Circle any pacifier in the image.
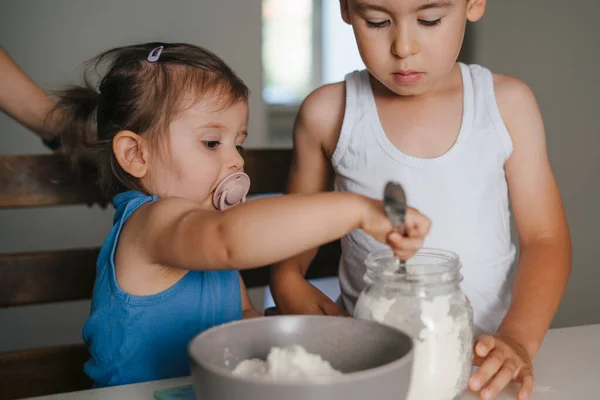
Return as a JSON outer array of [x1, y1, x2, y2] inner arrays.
[[212, 172, 251, 211]]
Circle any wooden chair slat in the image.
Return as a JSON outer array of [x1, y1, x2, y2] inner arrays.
[[0, 155, 104, 208], [0, 248, 98, 307], [0, 344, 92, 400], [0, 241, 340, 307], [0, 150, 293, 208], [244, 149, 292, 195]]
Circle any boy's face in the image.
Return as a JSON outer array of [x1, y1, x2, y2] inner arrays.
[[341, 0, 485, 96]]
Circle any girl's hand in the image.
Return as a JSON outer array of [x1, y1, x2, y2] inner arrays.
[[360, 199, 431, 259], [387, 207, 431, 259]]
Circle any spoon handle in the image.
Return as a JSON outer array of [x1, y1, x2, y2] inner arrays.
[[383, 181, 407, 236]]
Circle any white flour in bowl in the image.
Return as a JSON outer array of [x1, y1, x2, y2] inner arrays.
[[232, 345, 343, 382]]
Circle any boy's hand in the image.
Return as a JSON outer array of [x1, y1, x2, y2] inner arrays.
[[469, 334, 534, 400], [272, 272, 349, 317], [242, 308, 263, 319]]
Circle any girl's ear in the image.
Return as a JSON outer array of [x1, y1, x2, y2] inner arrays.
[[113, 130, 149, 179]]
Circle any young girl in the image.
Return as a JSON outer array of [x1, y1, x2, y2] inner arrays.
[[53, 42, 430, 387], [270, 1, 571, 399]]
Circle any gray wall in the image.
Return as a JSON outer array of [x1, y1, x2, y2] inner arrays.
[[0, 0, 266, 352], [472, 0, 600, 328]]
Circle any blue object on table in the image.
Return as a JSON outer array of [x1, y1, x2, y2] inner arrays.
[[153, 384, 195, 400]]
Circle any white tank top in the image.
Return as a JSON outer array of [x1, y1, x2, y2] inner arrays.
[[333, 63, 516, 333]]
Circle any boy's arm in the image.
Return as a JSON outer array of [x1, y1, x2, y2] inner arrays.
[[270, 83, 347, 315], [240, 276, 262, 318], [469, 75, 571, 400], [497, 75, 571, 358]]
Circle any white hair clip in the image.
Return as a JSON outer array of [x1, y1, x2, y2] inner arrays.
[[147, 46, 164, 62]]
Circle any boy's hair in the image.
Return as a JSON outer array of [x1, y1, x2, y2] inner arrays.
[[53, 42, 249, 197]]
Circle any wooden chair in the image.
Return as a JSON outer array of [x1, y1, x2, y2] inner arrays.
[[0, 150, 340, 400]]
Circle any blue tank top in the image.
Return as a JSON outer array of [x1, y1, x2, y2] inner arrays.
[[83, 191, 242, 387]]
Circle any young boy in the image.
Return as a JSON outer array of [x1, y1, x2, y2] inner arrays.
[[271, 1, 572, 399]]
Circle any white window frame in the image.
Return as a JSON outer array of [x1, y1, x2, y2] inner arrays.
[[265, 0, 322, 145]]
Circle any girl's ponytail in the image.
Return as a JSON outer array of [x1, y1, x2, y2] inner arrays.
[[52, 78, 100, 170]]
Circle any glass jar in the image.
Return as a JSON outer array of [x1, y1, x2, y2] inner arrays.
[[354, 248, 473, 400]]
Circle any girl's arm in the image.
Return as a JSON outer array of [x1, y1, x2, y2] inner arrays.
[[139, 191, 403, 272]]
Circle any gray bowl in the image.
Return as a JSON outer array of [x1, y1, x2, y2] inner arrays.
[[188, 315, 413, 400]]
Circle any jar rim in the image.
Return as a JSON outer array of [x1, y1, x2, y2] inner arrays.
[[364, 248, 462, 286]]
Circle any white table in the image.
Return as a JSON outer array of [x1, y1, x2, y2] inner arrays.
[[27, 324, 600, 400]]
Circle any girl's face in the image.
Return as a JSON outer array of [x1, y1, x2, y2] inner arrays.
[[144, 96, 248, 210]]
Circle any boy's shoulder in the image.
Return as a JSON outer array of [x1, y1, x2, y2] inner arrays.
[[488, 70, 543, 142], [295, 81, 346, 153], [298, 81, 346, 125], [467, 64, 535, 105], [491, 72, 536, 107]]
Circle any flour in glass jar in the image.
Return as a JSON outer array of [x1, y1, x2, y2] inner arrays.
[[355, 291, 472, 400]]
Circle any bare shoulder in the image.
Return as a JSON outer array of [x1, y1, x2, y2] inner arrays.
[[493, 74, 543, 137], [115, 196, 205, 294], [295, 81, 346, 157], [492, 73, 549, 169], [493, 74, 537, 104], [124, 196, 205, 243], [118, 196, 210, 266]]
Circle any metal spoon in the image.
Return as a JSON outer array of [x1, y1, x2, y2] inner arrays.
[[383, 181, 407, 270]]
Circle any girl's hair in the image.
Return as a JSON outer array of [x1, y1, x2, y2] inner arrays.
[[53, 42, 249, 197]]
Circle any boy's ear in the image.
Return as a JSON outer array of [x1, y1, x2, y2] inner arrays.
[[340, 0, 351, 25], [112, 130, 149, 179], [467, 0, 486, 22]]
